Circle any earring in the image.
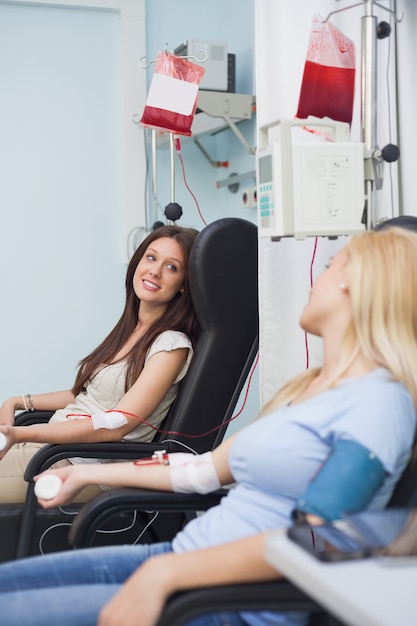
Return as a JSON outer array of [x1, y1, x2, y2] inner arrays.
[[340, 283, 347, 291]]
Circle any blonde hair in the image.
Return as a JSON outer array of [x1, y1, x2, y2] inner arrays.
[[262, 227, 417, 416]]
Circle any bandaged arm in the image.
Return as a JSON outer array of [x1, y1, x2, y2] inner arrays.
[[293, 439, 385, 523], [90, 411, 128, 430], [169, 451, 221, 494]]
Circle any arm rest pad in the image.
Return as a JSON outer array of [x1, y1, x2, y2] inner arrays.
[[69, 487, 228, 548], [155, 581, 322, 626]]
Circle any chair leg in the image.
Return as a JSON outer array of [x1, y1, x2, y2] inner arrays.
[[15, 483, 37, 559]]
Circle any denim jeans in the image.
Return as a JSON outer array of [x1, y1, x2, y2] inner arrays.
[[0, 542, 248, 626]]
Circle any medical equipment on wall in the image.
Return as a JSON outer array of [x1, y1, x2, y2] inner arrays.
[[174, 39, 232, 92], [257, 118, 365, 239]]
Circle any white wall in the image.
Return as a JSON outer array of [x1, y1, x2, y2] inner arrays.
[[0, 0, 146, 396], [255, 0, 417, 405]]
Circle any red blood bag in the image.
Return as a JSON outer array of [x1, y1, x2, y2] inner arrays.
[[140, 51, 205, 136], [296, 16, 356, 125]]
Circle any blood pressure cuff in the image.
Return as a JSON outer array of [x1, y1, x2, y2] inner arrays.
[[293, 439, 385, 523]]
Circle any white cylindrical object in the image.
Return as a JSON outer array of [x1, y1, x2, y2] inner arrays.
[[34, 474, 63, 500], [0, 432, 7, 451]]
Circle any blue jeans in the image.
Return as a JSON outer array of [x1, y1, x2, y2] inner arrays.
[[0, 543, 248, 626]]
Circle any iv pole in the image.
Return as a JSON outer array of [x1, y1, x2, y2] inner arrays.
[[362, 0, 378, 229], [139, 45, 208, 226], [163, 134, 183, 225], [361, 0, 400, 228], [325, 0, 401, 228]]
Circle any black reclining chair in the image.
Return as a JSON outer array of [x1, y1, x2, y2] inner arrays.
[[154, 582, 326, 626], [1, 216, 259, 561], [152, 213, 417, 626], [68, 442, 417, 626], [158, 454, 417, 626]]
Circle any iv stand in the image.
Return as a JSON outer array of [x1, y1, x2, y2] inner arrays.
[[151, 129, 158, 224], [362, 0, 401, 228], [164, 133, 183, 224], [362, 0, 378, 230], [325, 0, 402, 228], [139, 43, 204, 226]]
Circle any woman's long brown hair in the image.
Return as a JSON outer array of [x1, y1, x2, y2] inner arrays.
[[72, 225, 199, 396]]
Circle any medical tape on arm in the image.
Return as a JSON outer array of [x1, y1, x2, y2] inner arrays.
[[168, 451, 221, 494], [91, 411, 128, 430]]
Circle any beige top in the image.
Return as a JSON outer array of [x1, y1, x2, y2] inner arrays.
[[49, 330, 193, 443]]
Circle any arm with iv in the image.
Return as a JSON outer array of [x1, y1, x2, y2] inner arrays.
[[0, 348, 189, 459], [35, 434, 236, 507]]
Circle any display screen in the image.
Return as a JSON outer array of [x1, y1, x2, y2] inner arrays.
[[258, 154, 272, 184]]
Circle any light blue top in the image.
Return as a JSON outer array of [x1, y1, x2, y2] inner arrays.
[[172, 368, 416, 626]]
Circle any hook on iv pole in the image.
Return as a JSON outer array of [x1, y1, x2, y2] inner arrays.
[[139, 43, 208, 69], [320, 1, 403, 24]]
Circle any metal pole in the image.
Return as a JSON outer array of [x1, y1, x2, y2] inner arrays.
[[151, 129, 158, 223], [169, 133, 175, 203], [361, 0, 378, 229]]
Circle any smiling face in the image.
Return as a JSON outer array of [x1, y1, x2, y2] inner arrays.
[[132, 236, 186, 311], [299, 247, 351, 338]]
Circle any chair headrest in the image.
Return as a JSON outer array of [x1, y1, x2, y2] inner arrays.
[[375, 215, 417, 233], [189, 217, 258, 330], [159, 217, 259, 453]]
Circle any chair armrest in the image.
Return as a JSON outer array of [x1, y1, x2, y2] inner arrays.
[[69, 488, 228, 548], [23, 441, 169, 482], [155, 581, 323, 626], [14, 410, 54, 426]]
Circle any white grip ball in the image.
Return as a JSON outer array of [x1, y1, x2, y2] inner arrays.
[[0, 433, 7, 451], [34, 474, 63, 500]]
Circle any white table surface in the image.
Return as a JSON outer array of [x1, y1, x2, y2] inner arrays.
[[265, 529, 417, 626]]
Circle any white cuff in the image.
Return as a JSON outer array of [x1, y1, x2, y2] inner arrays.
[[169, 451, 221, 494], [91, 411, 128, 430]]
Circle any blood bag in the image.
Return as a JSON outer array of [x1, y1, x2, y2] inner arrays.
[[141, 51, 205, 136], [296, 15, 356, 125]]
